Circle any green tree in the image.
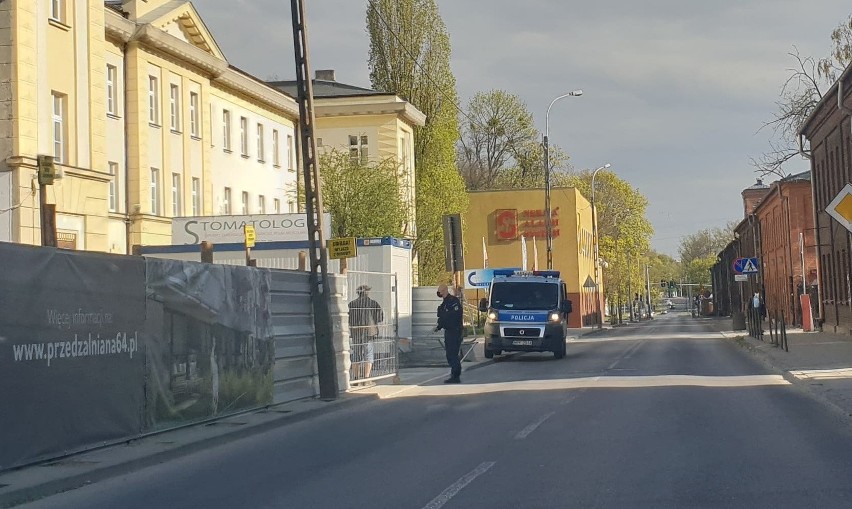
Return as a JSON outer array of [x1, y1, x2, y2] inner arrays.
[[313, 150, 408, 238], [756, 14, 852, 178], [458, 90, 539, 189], [677, 222, 736, 267], [565, 170, 654, 319], [367, 0, 467, 284]]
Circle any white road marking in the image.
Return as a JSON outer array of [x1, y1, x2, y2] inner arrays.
[[422, 461, 496, 509], [515, 411, 556, 439], [608, 340, 644, 370], [390, 374, 791, 397], [789, 368, 852, 380]]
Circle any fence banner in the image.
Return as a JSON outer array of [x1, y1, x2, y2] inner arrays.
[[0, 244, 147, 470], [143, 259, 274, 429]]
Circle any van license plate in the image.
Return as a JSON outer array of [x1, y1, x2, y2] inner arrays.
[[512, 340, 533, 346]]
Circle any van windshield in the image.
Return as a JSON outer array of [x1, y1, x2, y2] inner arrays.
[[490, 282, 559, 311]]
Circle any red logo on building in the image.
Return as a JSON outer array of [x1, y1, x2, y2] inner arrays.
[[495, 209, 518, 240]]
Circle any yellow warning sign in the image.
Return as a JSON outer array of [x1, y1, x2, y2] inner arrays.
[[827, 184, 852, 233], [328, 237, 357, 259], [244, 225, 256, 248]]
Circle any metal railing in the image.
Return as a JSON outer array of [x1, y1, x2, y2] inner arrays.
[[346, 270, 399, 385]]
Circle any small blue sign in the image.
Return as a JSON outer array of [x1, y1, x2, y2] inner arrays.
[[733, 257, 760, 275]]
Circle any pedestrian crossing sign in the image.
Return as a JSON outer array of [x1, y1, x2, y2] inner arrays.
[[733, 257, 759, 275]]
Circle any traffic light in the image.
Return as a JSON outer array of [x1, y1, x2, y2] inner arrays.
[[660, 279, 666, 288]]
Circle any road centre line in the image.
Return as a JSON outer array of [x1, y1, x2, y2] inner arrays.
[[515, 411, 556, 440], [422, 461, 496, 509], [608, 339, 644, 370]]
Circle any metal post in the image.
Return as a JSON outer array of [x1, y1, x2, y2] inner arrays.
[[291, 0, 338, 399]]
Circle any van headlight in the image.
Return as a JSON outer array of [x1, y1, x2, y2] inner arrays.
[[487, 311, 497, 321], [549, 312, 561, 322]]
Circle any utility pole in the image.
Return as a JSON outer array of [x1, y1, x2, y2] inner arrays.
[[291, 0, 337, 399]]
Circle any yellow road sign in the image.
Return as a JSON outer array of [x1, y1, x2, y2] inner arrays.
[[827, 183, 852, 233], [244, 225, 256, 248], [328, 237, 357, 259]]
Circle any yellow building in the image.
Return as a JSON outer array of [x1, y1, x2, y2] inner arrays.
[[270, 71, 426, 240], [0, 0, 300, 252], [464, 187, 602, 328]]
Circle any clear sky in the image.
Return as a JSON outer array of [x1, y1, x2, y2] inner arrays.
[[197, 0, 850, 257]]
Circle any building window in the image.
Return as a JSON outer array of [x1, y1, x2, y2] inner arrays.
[[272, 130, 280, 166], [222, 110, 231, 150], [257, 123, 265, 162], [240, 117, 249, 156], [349, 135, 368, 164], [287, 134, 295, 171], [50, 0, 63, 22], [169, 84, 180, 131], [223, 187, 232, 214], [191, 178, 201, 216], [106, 65, 117, 116], [51, 92, 65, 164], [189, 92, 199, 137], [241, 192, 249, 214], [150, 168, 160, 215], [258, 195, 266, 214], [288, 200, 295, 213], [171, 173, 182, 217], [148, 76, 159, 125], [274, 198, 280, 214], [108, 162, 119, 212]]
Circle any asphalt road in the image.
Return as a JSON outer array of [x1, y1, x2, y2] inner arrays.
[[20, 314, 852, 508]]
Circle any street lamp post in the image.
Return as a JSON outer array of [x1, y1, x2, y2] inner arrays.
[[591, 163, 611, 328], [544, 90, 583, 269]]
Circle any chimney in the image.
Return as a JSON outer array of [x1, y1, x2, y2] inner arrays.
[[315, 69, 335, 81], [741, 178, 770, 218]]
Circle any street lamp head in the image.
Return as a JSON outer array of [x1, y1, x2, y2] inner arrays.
[[603, 163, 611, 169], [570, 90, 583, 97]]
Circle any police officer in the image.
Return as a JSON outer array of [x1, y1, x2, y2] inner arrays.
[[435, 283, 463, 384]]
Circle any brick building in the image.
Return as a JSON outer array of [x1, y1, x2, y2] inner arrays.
[[799, 65, 852, 335]]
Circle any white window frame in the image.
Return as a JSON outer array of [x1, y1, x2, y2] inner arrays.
[[287, 134, 295, 171], [106, 65, 117, 116], [150, 168, 160, 215], [223, 110, 231, 150], [148, 76, 159, 125], [50, 0, 63, 22], [108, 162, 119, 212], [241, 191, 249, 214], [257, 123, 265, 162], [171, 172, 182, 217], [272, 130, 280, 167], [169, 84, 180, 131], [240, 117, 248, 156], [274, 198, 280, 214], [51, 92, 65, 164], [191, 178, 201, 216], [189, 92, 199, 137], [223, 187, 232, 214], [287, 200, 295, 213], [258, 195, 265, 214], [349, 135, 368, 164]]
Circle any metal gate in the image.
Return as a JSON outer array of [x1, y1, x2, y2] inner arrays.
[[346, 270, 399, 385]]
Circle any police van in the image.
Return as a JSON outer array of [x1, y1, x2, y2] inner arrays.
[[477, 270, 573, 359]]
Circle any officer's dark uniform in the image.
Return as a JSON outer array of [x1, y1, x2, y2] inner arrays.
[[436, 293, 464, 382]]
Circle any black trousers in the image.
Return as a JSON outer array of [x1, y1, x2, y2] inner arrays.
[[444, 330, 462, 378]]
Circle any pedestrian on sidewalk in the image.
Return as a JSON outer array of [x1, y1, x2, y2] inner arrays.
[[349, 284, 383, 380], [435, 284, 463, 384]]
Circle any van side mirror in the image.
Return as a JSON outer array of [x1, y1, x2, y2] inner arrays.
[[562, 300, 573, 314], [478, 298, 488, 312]]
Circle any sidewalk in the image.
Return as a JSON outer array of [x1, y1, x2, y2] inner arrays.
[[0, 328, 603, 508], [722, 325, 852, 419]]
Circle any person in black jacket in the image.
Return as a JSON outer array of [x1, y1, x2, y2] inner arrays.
[[435, 283, 463, 384], [349, 285, 383, 379]]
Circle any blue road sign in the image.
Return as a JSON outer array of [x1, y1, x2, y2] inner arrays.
[[733, 257, 759, 275]]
